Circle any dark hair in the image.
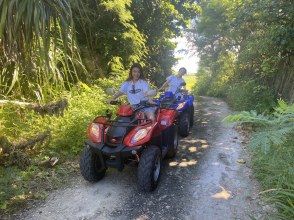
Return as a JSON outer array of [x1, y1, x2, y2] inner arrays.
[[179, 67, 187, 74], [126, 63, 144, 81]]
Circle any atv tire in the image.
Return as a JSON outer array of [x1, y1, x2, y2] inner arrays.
[[179, 111, 190, 137], [190, 105, 194, 127], [80, 146, 106, 182], [138, 146, 161, 192], [166, 125, 179, 158]]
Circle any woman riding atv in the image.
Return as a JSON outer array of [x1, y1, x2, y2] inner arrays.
[[158, 67, 187, 95], [108, 63, 156, 121]]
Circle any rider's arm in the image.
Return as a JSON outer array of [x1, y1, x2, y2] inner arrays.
[[158, 80, 168, 91], [142, 81, 156, 104], [182, 81, 187, 91], [159, 75, 173, 91], [110, 91, 124, 101], [109, 82, 127, 103]]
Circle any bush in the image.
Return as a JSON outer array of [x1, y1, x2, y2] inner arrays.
[[193, 52, 236, 97], [225, 101, 294, 219], [192, 68, 212, 96], [193, 69, 276, 113], [226, 79, 276, 113], [183, 75, 197, 91], [0, 80, 120, 213]]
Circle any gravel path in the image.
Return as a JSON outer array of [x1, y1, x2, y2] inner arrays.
[[16, 96, 269, 220]]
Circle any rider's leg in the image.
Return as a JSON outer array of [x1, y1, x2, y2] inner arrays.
[[143, 107, 156, 122], [145, 111, 155, 121]]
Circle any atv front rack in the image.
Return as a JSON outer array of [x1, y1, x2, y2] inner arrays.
[[93, 116, 153, 127]]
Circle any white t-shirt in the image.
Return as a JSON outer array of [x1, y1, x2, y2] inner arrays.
[[166, 75, 185, 94], [119, 79, 149, 105]]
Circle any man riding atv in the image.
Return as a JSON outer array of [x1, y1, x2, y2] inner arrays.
[[156, 67, 194, 137], [158, 67, 187, 96]]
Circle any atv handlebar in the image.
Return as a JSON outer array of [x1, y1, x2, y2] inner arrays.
[[132, 101, 158, 112], [101, 118, 153, 127], [109, 100, 174, 113], [109, 100, 122, 105]]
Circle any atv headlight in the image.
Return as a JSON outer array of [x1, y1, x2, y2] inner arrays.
[[131, 126, 152, 144], [176, 101, 186, 110], [87, 123, 102, 143]]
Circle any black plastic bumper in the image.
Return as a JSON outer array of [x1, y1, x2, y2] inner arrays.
[[85, 140, 142, 171]]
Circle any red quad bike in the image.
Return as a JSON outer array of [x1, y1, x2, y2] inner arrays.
[[79, 100, 179, 192]]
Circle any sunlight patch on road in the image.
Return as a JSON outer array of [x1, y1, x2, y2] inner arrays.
[[212, 101, 223, 106], [136, 214, 149, 220], [181, 139, 209, 150], [201, 144, 209, 149], [199, 139, 208, 144], [169, 161, 178, 167], [179, 159, 197, 167], [212, 186, 231, 200], [188, 146, 197, 153], [169, 159, 198, 167]]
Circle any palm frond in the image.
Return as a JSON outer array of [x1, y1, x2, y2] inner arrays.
[[0, 0, 87, 97]]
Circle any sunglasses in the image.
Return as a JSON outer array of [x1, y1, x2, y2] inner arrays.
[[129, 84, 141, 94]]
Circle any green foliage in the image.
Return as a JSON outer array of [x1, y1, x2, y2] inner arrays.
[[0, 81, 119, 213], [225, 100, 294, 152], [193, 52, 236, 97], [192, 67, 211, 96], [191, 0, 294, 111], [0, 0, 85, 97], [225, 101, 294, 219], [74, 0, 147, 77], [183, 75, 197, 91], [131, 0, 200, 85], [0, 0, 201, 214], [0, 0, 200, 100], [0, 83, 114, 156], [226, 80, 276, 113], [0, 164, 71, 212]]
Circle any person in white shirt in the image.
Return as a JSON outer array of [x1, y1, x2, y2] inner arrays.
[[108, 63, 156, 120], [158, 67, 187, 95]]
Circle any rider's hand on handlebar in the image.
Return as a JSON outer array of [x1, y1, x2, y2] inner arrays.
[[148, 99, 156, 105]]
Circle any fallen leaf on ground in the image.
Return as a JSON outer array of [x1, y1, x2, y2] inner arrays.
[[212, 186, 231, 200], [49, 157, 59, 166], [237, 159, 246, 164]]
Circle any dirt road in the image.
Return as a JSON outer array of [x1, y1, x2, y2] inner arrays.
[[17, 97, 269, 220]]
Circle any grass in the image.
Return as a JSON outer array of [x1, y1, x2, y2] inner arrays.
[[225, 101, 294, 219], [0, 78, 123, 215]]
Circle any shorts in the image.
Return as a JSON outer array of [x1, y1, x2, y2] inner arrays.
[[141, 106, 157, 114]]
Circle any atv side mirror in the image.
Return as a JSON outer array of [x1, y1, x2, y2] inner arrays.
[[105, 109, 112, 119], [105, 87, 116, 95]]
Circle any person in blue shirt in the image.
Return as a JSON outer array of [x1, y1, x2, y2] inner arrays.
[[158, 67, 187, 95]]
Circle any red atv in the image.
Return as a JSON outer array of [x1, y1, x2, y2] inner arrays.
[[79, 101, 179, 192]]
